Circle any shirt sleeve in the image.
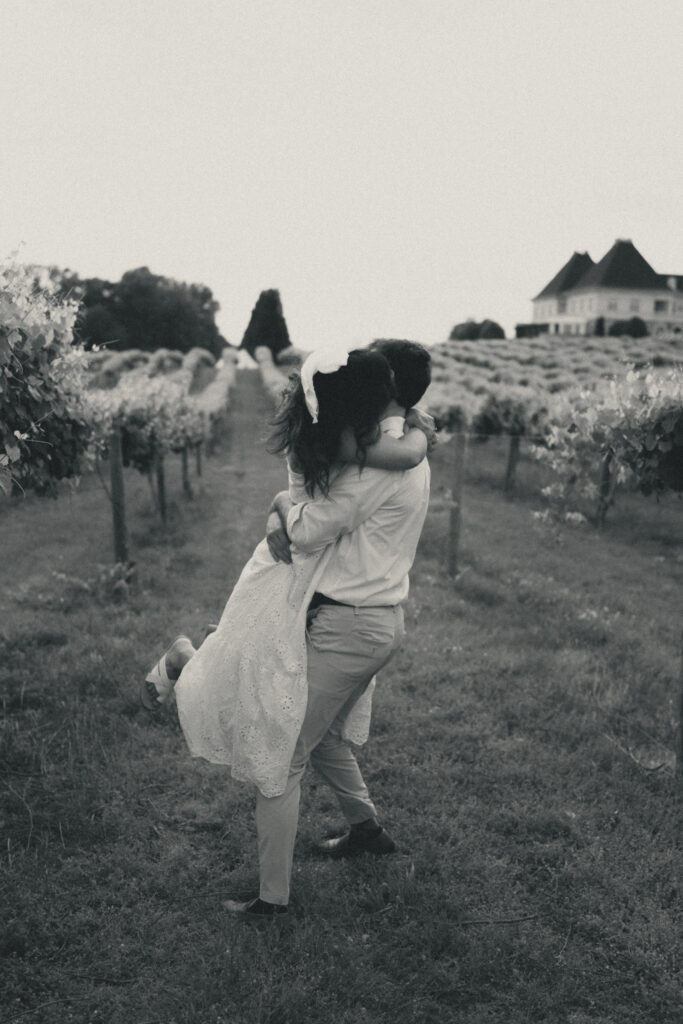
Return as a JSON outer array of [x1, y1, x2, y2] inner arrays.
[[286, 467, 401, 554]]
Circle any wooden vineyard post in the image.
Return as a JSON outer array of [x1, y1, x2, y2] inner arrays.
[[146, 468, 158, 511], [109, 427, 129, 564], [195, 442, 203, 477], [448, 430, 468, 577], [596, 452, 613, 526], [155, 453, 167, 525], [181, 446, 194, 499], [676, 631, 683, 779], [504, 433, 521, 499]]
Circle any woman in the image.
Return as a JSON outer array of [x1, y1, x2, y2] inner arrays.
[[142, 347, 433, 798]]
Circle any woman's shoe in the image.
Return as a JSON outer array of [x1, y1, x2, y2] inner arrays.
[[140, 635, 194, 711]]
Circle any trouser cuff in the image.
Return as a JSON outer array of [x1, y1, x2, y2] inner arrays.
[[259, 887, 289, 906]]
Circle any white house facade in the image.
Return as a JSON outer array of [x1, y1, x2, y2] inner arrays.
[[529, 240, 683, 336]]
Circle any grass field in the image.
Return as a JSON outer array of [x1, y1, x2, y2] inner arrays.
[[1, 370, 682, 1024]]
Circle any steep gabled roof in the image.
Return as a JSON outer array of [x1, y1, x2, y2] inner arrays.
[[533, 251, 594, 300], [574, 239, 662, 290]]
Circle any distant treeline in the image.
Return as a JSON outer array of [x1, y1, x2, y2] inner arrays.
[[51, 266, 227, 358], [50, 267, 297, 366]]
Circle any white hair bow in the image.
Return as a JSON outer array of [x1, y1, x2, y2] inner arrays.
[[300, 345, 350, 424]]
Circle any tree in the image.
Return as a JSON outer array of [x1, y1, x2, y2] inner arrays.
[[608, 316, 649, 338], [608, 318, 630, 337], [449, 318, 505, 341], [239, 289, 291, 360], [449, 319, 479, 341], [478, 319, 505, 339], [53, 267, 226, 358], [587, 316, 605, 337]]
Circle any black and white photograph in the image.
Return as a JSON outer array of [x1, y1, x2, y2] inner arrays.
[[1, 2, 682, 1022]]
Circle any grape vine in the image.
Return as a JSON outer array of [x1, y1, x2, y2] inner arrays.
[[0, 259, 91, 496]]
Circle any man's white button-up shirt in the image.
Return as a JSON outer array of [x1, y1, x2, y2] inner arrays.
[[286, 417, 430, 606]]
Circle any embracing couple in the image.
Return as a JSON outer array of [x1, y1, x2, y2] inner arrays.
[[142, 339, 435, 921]]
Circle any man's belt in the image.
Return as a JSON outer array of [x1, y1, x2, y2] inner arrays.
[[308, 591, 353, 611]]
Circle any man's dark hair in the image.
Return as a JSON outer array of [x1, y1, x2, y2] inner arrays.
[[370, 339, 432, 409]]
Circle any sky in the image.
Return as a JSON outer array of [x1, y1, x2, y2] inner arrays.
[[1, 0, 682, 350]]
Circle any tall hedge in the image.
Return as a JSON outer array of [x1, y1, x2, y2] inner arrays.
[[240, 289, 291, 360]]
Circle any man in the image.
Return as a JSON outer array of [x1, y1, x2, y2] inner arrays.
[[225, 340, 434, 921]]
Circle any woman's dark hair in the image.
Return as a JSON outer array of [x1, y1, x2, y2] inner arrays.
[[269, 348, 395, 497]]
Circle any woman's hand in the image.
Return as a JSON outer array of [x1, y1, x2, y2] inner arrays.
[[266, 511, 292, 564], [406, 407, 438, 453]]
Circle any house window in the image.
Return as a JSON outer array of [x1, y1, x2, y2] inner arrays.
[[608, 300, 618, 311], [630, 299, 640, 312], [654, 300, 668, 313], [558, 299, 567, 313]]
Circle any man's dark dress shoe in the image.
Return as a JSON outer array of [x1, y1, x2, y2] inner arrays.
[[223, 897, 289, 923], [316, 826, 396, 858]]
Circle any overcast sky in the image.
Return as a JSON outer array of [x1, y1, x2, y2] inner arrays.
[[1, 0, 681, 349]]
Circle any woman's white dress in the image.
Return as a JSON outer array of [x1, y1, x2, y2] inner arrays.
[[174, 468, 374, 798]]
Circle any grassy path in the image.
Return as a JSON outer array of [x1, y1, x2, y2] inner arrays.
[[1, 370, 682, 1024]]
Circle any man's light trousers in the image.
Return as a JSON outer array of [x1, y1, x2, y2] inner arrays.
[[255, 603, 405, 905]]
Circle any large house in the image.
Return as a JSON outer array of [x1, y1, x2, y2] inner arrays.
[[526, 239, 683, 336]]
